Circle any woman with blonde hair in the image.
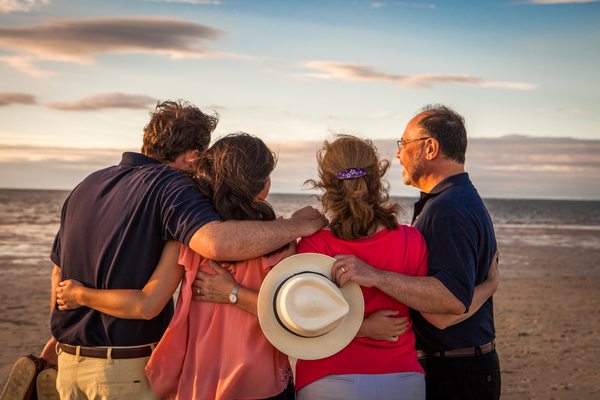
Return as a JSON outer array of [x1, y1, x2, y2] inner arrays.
[[294, 134, 428, 399]]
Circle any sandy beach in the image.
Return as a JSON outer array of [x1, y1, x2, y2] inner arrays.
[[1, 223, 599, 399]]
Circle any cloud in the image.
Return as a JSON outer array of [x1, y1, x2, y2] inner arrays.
[[301, 61, 538, 91], [526, 0, 599, 4], [0, 55, 56, 77], [0, 17, 249, 76], [46, 93, 158, 111], [1, 136, 599, 199], [269, 136, 600, 199], [0, 0, 49, 14], [369, 1, 436, 9], [0, 92, 36, 106], [158, 0, 221, 4]]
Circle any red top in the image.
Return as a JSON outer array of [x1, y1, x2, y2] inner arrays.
[[295, 225, 428, 390]]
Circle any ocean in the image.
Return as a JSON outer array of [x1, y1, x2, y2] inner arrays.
[[1, 188, 599, 277]]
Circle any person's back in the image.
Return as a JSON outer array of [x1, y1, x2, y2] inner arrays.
[[295, 135, 427, 400], [296, 226, 427, 394], [145, 133, 296, 400], [51, 154, 217, 346]]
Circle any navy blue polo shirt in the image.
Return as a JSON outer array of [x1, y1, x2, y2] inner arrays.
[[410, 173, 497, 351], [50, 152, 220, 346]]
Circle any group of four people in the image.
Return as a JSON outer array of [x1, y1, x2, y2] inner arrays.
[[43, 100, 500, 399]]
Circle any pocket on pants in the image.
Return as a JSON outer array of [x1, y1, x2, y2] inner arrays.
[[95, 377, 150, 398]]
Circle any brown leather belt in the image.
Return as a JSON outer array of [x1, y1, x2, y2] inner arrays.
[[58, 343, 155, 359], [417, 341, 495, 359]]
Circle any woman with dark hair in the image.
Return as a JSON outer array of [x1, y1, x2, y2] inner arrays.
[[56, 133, 295, 400], [294, 134, 428, 400]]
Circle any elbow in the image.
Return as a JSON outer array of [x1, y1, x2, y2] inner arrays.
[[135, 303, 162, 321], [422, 313, 451, 330], [444, 298, 467, 316], [431, 319, 451, 330]]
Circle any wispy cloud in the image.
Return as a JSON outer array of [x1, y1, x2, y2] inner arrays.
[[301, 61, 538, 91], [526, 0, 599, 4], [1, 136, 599, 198], [369, 1, 435, 9], [0, 55, 56, 77], [46, 93, 158, 111], [0, 92, 36, 106], [157, 0, 221, 4], [0, 0, 49, 14], [0, 17, 249, 76]]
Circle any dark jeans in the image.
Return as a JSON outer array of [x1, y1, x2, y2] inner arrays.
[[419, 350, 501, 400]]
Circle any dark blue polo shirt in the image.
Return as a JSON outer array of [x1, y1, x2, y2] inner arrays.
[[410, 173, 497, 351], [50, 152, 220, 346]]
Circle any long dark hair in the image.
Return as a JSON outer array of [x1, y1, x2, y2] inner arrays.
[[194, 133, 276, 222]]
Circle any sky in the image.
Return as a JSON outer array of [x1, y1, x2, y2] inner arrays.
[[0, 0, 599, 199]]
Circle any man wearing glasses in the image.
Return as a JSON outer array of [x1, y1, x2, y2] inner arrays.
[[332, 104, 500, 400]]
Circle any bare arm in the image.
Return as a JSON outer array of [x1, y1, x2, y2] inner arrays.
[[421, 252, 500, 329], [50, 265, 61, 312], [332, 255, 465, 315], [356, 310, 409, 342], [192, 261, 259, 315], [40, 265, 62, 364], [189, 206, 326, 261], [55, 241, 183, 320], [192, 243, 297, 315]]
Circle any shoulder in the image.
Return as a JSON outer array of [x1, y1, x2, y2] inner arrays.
[[297, 229, 334, 255], [392, 225, 427, 247]]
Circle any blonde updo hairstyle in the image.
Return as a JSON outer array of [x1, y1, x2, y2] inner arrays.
[[306, 135, 400, 241]]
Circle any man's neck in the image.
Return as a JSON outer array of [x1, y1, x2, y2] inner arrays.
[[417, 161, 465, 193]]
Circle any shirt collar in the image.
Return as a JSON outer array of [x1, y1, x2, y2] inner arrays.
[[419, 172, 470, 199], [119, 152, 162, 167]]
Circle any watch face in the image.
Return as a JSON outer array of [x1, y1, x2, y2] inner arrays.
[[229, 293, 237, 304]]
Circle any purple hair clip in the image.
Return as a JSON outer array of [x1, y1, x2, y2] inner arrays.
[[336, 167, 367, 180]]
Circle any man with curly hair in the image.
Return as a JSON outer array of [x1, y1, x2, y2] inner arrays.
[[42, 100, 326, 399]]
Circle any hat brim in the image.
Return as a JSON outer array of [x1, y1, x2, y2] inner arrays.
[[258, 253, 365, 360]]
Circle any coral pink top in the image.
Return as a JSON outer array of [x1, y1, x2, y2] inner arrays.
[[145, 245, 291, 400], [295, 226, 428, 390]]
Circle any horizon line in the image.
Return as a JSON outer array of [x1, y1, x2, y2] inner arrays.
[[1, 186, 598, 202]]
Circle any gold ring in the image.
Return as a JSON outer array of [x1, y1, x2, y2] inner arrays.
[[341, 267, 346, 273]]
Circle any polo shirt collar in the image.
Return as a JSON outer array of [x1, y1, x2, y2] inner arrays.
[[419, 172, 470, 199], [412, 172, 470, 225], [119, 152, 162, 167]]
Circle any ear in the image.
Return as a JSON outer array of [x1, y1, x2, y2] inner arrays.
[[184, 149, 200, 163], [423, 138, 440, 161]]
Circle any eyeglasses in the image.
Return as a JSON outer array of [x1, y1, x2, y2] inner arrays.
[[397, 137, 431, 150]]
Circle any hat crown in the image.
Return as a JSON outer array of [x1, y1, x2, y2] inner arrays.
[[275, 272, 349, 338]]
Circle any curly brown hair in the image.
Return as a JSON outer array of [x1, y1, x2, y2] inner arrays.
[[141, 100, 218, 162], [193, 133, 277, 222], [306, 135, 400, 241]]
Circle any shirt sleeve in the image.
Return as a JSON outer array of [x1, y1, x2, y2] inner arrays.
[[425, 214, 477, 311], [50, 192, 71, 266], [160, 174, 221, 245]]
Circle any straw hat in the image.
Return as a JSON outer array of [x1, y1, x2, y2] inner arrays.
[[257, 253, 364, 360]]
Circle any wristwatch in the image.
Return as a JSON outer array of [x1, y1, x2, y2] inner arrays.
[[229, 283, 241, 304]]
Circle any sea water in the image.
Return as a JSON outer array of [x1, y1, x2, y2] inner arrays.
[[1, 189, 599, 274]]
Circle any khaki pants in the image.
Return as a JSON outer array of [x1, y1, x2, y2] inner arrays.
[[56, 346, 159, 400]]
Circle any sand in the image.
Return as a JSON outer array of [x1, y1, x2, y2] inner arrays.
[[1, 226, 600, 399]]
